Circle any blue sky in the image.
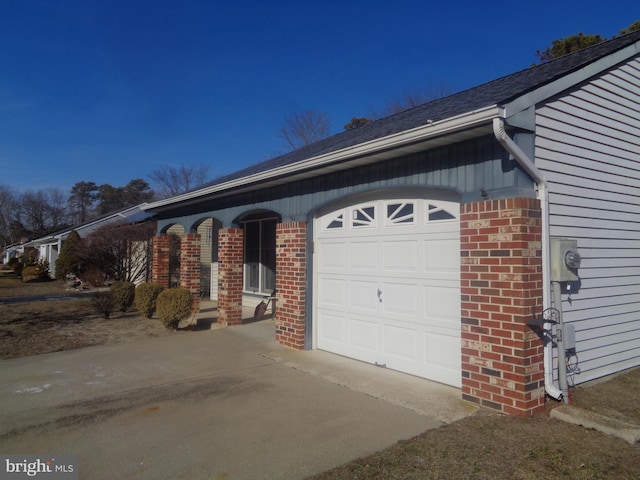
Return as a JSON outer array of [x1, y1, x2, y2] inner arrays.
[[1, 1, 638, 192]]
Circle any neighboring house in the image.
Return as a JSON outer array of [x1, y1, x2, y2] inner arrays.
[[24, 204, 155, 280], [1, 242, 25, 264], [143, 30, 640, 416]]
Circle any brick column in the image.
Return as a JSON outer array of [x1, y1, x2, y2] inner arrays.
[[218, 228, 243, 326], [460, 197, 545, 416], [152, 235, 170, 287], [180, 233, 201, 310], [275, 222, 307, 349]]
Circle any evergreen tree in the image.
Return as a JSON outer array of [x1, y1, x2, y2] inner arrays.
[[535, 20, 639, 63], [55, 230, 83, 279]]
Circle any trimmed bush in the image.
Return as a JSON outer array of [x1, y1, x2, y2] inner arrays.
[[134, 282, 165, 318], [21, 266, 40, 283], [21, 259, 50, 282], [110, 281, 135, 312], [156, 288, 193, 330]]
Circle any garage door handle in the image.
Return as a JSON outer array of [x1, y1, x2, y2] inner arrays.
[[377, 288, 383, 303]]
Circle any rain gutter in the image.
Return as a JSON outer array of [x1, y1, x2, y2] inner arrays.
[[492, 117, 563, 401]]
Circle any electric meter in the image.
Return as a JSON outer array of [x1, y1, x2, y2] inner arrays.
[[550, 238, 581, 282]]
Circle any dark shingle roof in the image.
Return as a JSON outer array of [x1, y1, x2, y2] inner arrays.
[[202, 30, 640, 189]]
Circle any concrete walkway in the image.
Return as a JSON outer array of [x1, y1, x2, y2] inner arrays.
[[0, 318, 476, 480]]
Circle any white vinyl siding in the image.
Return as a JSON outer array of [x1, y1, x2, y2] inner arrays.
[[210, 262, 218, 301], [535, 57, 640, 383]]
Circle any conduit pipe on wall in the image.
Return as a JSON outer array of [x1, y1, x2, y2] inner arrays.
[[492, 117, 563, 401]]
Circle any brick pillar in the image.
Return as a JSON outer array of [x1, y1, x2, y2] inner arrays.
[[218, 228, 243, 326], [275, 221, 307, 349], [460, 197, 545, 416], [180, 233, 201, 311], [152, 235, 170, 287]]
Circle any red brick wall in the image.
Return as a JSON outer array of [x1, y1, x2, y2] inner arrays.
[[180, 233, 201, 310], [460, 197, 545, 416], [218, 228, 244, 326], [275, 222, 307, 349], [151, 235, 170, 287]]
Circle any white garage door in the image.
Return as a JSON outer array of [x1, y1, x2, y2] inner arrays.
[[315, 198, 461, 387]]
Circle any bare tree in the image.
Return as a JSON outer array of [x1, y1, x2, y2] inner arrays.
[[46, 188, 68, 229], [21, 190, 48, 237], [278, 109, 331, 151], [19, 188, 69, 238], [340, 84, 455, 131], [0, 185, 20, 245], [80, 221, 156, 283], [149, 164, 211, 199], [368, 83, 454, 120]]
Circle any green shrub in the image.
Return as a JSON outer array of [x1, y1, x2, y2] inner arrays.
[[134, 282, 165, 318], [92, 293, 114, 319], [110, 281, 136, 312], [55, 230, 83, 280], [20, 259, 50, 282], [156, 288, 193, 330]]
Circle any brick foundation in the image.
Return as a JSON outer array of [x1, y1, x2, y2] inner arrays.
[[180, 233, 201, 311], [218, 228, 244, 326], [275, 222, 307, 349], [460, 197, 545, 416], [151, 235, 170, 287]]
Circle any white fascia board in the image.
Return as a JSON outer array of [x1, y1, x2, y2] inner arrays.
[[144, 105, 499, 211], [504, 41, 640, 118], [23, 236, 56, 247], [65, 204, 146, 236]]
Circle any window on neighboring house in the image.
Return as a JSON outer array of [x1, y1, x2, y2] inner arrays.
[[242, 217, 276, 294]]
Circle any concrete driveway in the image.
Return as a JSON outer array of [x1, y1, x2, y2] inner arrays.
[[0, 319, 476, 479]]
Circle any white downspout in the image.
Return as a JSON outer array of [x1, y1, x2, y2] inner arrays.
[[492, 117, 563, 401]]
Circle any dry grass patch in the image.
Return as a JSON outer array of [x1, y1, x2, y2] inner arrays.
[[0, 277, 173, 359], [0, 276, 71, 298], [309, 406, 640, 480]]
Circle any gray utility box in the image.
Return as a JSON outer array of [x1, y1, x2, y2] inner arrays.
[[550, 238, 581, 282]]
